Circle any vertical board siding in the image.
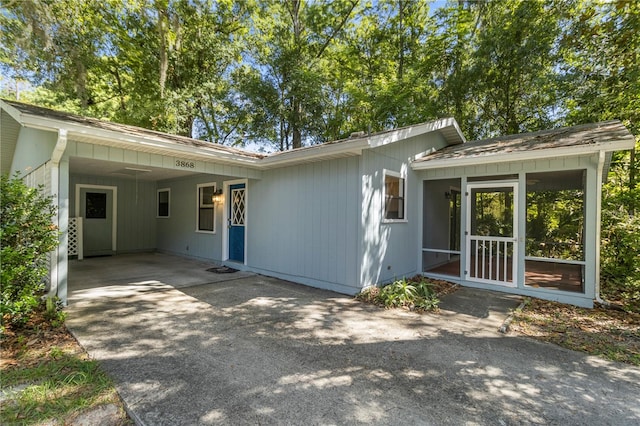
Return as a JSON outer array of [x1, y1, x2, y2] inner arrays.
[[360, 133, 447, 286], [248, 156, 360, 293], [10, 127, 57, 176], [70, 174, 157, 253], [156, 174, 224, 262], [65, 141, 263, 180], [421, 155, 596, 180], [23, 162, 50, 192]]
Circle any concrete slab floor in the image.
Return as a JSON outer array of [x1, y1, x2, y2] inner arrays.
[[66, 253, 640, 425]]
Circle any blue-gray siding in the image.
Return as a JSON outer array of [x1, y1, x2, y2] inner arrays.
[[156, 174, 225, 261], [359, 132, 449, 287], [10, 127, 57, 175], [69, 174, 157, 253], [248, 157, 361, 294]]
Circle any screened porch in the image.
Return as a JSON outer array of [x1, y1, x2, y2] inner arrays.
[[422, 170, 586, 294]]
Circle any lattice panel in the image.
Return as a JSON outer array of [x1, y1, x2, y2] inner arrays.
[[68, 217, 83, 259], [68, 218, 78, 256], [231, 188, 245, 226]]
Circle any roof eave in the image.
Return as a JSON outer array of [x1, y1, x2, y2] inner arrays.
[[257, 138, 369, 168], [368, 117, 465, 148], [13, 111, 263, 167], [411, 138, 636, 171]]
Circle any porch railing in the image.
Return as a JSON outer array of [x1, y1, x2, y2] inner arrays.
[[468, 236, 515, 286]]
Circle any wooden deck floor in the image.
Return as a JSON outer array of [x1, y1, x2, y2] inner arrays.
[[426, 258, 583, 293]]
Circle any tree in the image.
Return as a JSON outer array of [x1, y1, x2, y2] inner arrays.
[[237, 0, 358, 150], [433, 0, 562, 140], [338, 0, 440, 134], [0, 0, 251, 141], [557, 0, 639, 310]]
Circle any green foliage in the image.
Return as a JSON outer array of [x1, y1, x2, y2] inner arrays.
[[1, 175, 59, 326], [357, 278, 440, 312], [526, 188, 585, 260], [600, 141, 640, 312], [44, 297, 67, 327]]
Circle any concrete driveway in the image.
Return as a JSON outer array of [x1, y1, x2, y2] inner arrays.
[[66, 253, 640, 425]]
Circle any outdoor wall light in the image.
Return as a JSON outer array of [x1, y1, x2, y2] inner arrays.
[[211, 189, 224, 204]]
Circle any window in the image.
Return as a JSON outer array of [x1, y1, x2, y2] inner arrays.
[[86, 192, 107, 219], [384, 171, 405, 221], [197, 183, 216, 232], [157, 188, 170, 218]]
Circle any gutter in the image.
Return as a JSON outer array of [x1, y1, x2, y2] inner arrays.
[[48, 129, 68, 301]]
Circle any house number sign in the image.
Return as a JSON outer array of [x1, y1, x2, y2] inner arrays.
[[175, 159, 196, 169]]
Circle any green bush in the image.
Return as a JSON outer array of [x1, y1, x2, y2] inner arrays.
[[600, 144, 640, 313], [357, 278, 440, 311], [1, 175, 59, 326], [600, 204, 640, 312]]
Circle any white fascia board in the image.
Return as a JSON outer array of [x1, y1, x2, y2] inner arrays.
[[368, 117, 465, 148], [411, 139, 636, 171], [257, 138, 369, 168], [0, 100, 25, 124], [16, 113, 262, 167]]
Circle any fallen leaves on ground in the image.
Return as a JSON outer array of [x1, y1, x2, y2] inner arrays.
[[510, 298, 640, 366], [1, 315, 80, 371]]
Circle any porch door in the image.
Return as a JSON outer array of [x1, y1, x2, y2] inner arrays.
[[228, 183, 246, 263], [80, 188, 115, 257], [466, 182, 518, 287]]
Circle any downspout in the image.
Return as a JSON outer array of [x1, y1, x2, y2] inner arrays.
[[594, 150, 608, 306], [48, 129, 68, 300]]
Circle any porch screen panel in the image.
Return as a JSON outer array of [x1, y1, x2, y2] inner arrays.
[[422, 178, 462, 278], [525, 170, 586, 293]]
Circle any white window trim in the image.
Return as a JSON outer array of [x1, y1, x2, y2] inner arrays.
[[157, 188, 170, 218], [382, 169, 408, 223], [196, 182, 217, 234]]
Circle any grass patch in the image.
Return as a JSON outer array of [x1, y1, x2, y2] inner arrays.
[[1, 310, 131, 425], [511, 298, 640, 366], [356, 276, 458, 312]]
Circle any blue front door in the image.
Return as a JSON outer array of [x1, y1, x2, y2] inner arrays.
[[228, 183, 246, 262]]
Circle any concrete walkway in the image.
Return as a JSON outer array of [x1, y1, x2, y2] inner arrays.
[[66, 253, 640, 425]]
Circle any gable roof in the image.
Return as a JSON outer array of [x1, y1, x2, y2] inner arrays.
[[1, 99, 465, 170], [411, 120, 635, 170]]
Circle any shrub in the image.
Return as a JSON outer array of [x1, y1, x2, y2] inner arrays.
[[1, 175, 59, 326], [357, 277, 440, 311]]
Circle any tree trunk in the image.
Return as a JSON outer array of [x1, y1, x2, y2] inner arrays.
[[157, 4, 169, 99], [397, 0, 405, 82], [630, 147, 637, 215]]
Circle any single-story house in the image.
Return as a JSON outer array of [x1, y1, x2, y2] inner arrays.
[[1, 99, 635, 307]]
